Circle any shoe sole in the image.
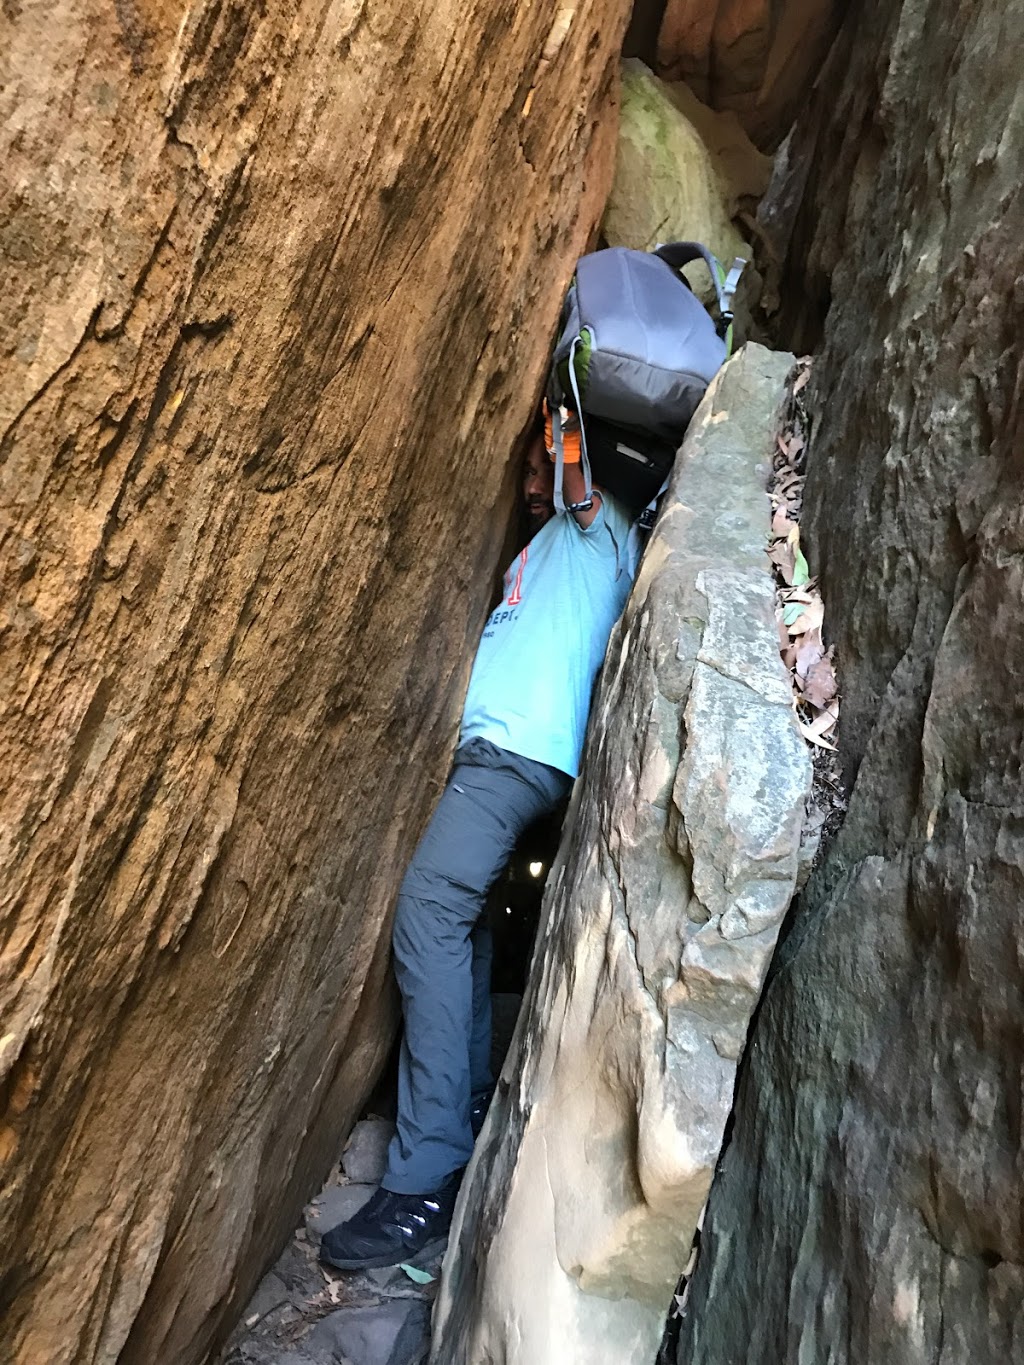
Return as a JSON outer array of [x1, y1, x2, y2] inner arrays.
[[319, 1235, 448, 1273]]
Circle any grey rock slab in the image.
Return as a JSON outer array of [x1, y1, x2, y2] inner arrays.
[[431, 345, 810, 1365], [388, 1303, 432, 1365], [270, 1235, 323, 1302], [341, 1118, 395, 1184], [363, 1244, 443, 1299], [307, 1299, 431, 1365], [265, 1353, 335, 1365], [305, 1182, 376, 1239], [221, 1324, 336, 1365], [238, 1270, 290, 1328]]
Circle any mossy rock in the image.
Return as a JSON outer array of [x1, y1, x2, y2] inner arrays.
[[604, 60, 750, 300]]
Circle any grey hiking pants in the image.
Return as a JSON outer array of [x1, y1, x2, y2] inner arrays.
[[382, 737, 571, 1194]]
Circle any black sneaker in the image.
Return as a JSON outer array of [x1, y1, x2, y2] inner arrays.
[[319, 1173, 461, 1271]]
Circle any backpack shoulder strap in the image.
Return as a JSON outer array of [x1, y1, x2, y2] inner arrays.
[[550, 335, 593, 515], [626, 472, 672, 579]]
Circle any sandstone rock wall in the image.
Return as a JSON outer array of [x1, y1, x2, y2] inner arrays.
[[0, 3, 630, 1360], [432, 346, 810, 1364], [675, 1, 1024, 1360], [656, 0, 845, 150]]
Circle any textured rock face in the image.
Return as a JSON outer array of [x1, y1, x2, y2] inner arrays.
[[676, 2, 1024, 1360], [656, 0, 844, 149], [0, 3, 629, 1360], [432, 346, 810, 1364], [604, 60, 751, 272], [663, 79, 773, 207]]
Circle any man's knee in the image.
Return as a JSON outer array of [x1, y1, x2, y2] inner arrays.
[[392, 877, 476, 970]]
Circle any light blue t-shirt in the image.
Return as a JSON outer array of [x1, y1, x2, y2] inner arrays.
[[459, 494, 634, 778]]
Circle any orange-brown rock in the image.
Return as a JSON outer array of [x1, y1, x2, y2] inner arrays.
[[656, 0, 844, 149], [0, 1, 629, 1360]]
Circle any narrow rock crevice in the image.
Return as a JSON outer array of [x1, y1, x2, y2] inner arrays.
[[7, 0, 1017, 1361], [432, 347, 810, 1364]]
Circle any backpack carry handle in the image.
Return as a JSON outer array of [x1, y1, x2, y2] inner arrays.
[[654, 242, 746, 349]]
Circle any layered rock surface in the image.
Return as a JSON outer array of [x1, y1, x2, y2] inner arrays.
[[676, 1, 1024, 1360], [656, 0, 845, 149], [0, 2, 630, 1360], [432, 345, 810, 1364]]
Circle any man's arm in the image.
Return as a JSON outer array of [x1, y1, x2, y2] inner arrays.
[[545, 403, 602, 529], [560, 459, 602, 529]]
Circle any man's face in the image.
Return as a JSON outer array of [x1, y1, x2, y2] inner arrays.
[[523, 435, 554, 532]]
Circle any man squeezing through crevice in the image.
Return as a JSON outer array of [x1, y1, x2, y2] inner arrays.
[[320, 406, 635, 1271]]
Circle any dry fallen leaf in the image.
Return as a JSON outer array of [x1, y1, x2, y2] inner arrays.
[[797, 718, 838, 751], [321, 1272, 344, 1304], [777, 432, 806, 461], [794, 629, 825, 681], [786, 598, 825, 635], [802, 700, 839, 733], [802, 656, 838, 708], [770, 525, 810, 587], [769, 538, 797, 583]]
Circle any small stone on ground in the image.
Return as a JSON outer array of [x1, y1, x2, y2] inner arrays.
[[341, 1118, 395, 1184]]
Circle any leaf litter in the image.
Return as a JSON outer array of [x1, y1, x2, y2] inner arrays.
[[767, 358, 849, 880], [767, 357, 839, 752]]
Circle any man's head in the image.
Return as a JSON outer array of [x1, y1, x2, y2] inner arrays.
[[523, 433, 554, 532]]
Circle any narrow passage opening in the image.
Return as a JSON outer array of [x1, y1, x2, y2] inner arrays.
[[220, 1, 844, 1359]]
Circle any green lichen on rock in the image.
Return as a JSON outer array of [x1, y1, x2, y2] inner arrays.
[[604, 59, 750, 284]]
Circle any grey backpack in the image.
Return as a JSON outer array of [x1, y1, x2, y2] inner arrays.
[[547, 242, 744, 516]]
